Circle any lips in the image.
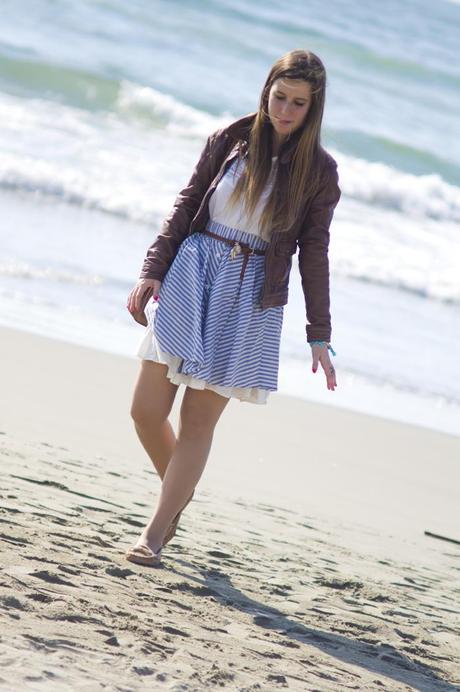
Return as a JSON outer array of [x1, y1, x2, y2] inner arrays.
[[277, 118, 292, 125]]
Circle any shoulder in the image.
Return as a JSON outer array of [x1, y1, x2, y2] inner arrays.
[[306, 147, 341, 210], [199, 113, 255, 167], [316, 147, 340, 204], [318, 146, 338, 177], [208, 112, 257, 146]]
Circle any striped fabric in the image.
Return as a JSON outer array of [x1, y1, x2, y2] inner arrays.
[[136, 219, 284, 404]]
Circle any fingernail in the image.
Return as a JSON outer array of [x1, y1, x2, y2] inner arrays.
[[154, 294, 159, 301], [312, 367, 317, 373]]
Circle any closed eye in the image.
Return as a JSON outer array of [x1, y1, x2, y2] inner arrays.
[[275, 95, 308, 107]]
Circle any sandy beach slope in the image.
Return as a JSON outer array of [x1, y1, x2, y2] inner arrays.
[[0, 325, 459, 691]]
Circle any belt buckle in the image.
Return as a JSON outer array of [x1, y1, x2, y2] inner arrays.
[[230, 241, 242, 259]]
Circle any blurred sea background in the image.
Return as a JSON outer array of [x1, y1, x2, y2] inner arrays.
[[0, 0, 459, 435]]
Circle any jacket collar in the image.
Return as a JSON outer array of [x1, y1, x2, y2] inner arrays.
[[225, 111, 302, 164]]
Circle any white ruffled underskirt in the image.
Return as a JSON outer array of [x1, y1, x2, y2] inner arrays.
[[136, 325, 270, 405]]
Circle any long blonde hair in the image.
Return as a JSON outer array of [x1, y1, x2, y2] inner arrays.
[[226, 49, 327, 239]]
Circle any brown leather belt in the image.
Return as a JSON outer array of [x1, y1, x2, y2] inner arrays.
[[201, 229, 266, 281]]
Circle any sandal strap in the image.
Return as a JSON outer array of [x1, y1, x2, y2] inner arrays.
[[127, 544, 162, 558]]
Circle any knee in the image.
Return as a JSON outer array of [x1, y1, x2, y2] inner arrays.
[[179, 405, 215, 439], [130, 400, 165, 428], [130, 402, 147, 427]]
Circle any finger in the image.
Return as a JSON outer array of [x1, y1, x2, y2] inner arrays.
[[311, 350, 320, 373], [319, 356, 336, 389], [327, 364, 337, 390], [131, 288, 142, 312]]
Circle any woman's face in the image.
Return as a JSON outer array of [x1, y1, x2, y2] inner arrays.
[[267, 78, 312, 140]]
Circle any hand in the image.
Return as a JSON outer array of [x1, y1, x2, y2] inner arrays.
[[311, 343, 337, 391], [126, 278, 162, 315]]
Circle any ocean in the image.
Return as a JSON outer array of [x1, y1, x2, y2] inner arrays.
[[1, 0, 459, 435]]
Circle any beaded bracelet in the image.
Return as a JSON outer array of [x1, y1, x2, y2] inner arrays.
[[309, 340, 337, 356]]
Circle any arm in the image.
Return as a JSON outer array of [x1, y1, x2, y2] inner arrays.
[[139, 129, 222, 281], [297, 160, 341, 343]]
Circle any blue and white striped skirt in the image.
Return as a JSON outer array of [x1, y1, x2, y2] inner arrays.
[[136, 219, 284, 404]]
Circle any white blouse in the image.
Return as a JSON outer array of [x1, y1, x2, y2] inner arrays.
[[208, 156, 278, 238]]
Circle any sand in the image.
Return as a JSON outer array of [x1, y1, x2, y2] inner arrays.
[[0, 325, 459, 691]]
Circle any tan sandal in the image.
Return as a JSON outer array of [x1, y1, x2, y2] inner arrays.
[[162, 490, 195, 547], [125, 544, 162, 567]]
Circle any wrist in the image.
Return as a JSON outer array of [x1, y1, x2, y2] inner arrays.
[[309, 340, 336, 356]]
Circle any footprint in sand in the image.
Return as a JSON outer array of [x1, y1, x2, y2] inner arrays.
[[31, 570, 76, 587]]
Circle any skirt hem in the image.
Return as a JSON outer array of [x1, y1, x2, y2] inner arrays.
[[136, 326, 270, 405]]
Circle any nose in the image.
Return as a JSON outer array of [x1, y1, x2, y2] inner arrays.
[[280, 102, 292, 116]]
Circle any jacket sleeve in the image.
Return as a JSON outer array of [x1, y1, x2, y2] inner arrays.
[[139, 130, 221, 281], [297, 160, 341, 343]]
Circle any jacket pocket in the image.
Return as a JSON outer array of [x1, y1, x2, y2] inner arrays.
[[271, 254, 293, 291], [274, 239, 297, 257]]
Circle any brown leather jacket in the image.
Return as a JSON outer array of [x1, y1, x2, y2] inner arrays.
[[139, 112, 341, 342]]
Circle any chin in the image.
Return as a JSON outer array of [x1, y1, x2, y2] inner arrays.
[[277, 125, 295, 139], [270, 118, 290, 133]]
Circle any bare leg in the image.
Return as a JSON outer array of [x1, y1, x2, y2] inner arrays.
[[130, 385, 230, 553], [130, 360, 179, 479]]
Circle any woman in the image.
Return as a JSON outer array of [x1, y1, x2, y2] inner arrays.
[[125, 49, 341, 566]]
